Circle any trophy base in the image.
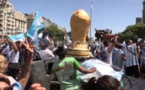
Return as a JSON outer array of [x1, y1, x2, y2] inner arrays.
[[66, 49, 91, 58]]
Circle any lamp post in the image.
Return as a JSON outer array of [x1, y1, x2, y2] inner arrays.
[[90, 3, 93, 39]]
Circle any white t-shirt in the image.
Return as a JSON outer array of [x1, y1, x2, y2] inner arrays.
[[2, 45, 10, 55], [95, 42, 100, 50], [7, 49, 19, 63], [104, 47, 113, 65], [38, 48, 54, 60], [7, 76, 20, 90]]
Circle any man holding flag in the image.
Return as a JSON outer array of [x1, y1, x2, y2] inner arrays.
[[26, 11, 55, 60]]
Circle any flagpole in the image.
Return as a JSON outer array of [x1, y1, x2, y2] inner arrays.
[[90, 3, 93, 40]]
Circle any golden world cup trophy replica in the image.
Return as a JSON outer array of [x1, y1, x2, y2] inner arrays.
[[67, 9, 91, 58]]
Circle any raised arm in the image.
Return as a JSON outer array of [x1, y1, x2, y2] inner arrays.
[[74, 59, 96, 74], [77, 66, 96, 74], [18, 39, 34, 90], [7, 38, 18, 53], [107, 35, 118, 53], [137, 37, 145, 46]]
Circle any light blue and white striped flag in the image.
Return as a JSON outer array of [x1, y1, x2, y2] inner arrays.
[[26, 11, 44, 45], [8, 33, 25, 42], [77, 59, 124, 82]]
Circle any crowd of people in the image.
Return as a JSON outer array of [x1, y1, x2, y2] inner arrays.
[[91, 33, 145, 78], [0, 29, 144, 90]]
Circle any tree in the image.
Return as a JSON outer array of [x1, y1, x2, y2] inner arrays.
[[118, 23, 145, 42], [43, 25, 66, 41]]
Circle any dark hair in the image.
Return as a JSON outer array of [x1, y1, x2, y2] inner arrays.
[[125, 39, 130, 45], [27, 37, 33, 44], [81, 77, 97, 90], [75, 58, 85, 62], [0, 77, 11, 86], [54, 43, 58, 47], [86, 35, 89, 42], [7, 63, 20, 80], [54, 45, 66, 59], [115, 44, 123, 49], [15, 41, 20, 44], [16, 41, 21, 48], [82, 75, 120, 90], [42, 31, 49, 39], [103, 40, 110, 47]]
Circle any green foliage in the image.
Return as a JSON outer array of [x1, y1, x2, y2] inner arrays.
[[119, 23, 145, 42], [39, 25, 66, 41]]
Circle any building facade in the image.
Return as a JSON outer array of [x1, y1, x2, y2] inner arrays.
[[0, 0, 15, 39], [25, 12, 35, 30], [0, 0, 66, 40], [42, 17, 52, 28], [143, 0, 145, 23], [136, 17, 142, 24], [0, 0, 27, 39], [14, 11, 27, 33]]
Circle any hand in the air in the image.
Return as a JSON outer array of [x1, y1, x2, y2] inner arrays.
[[21, 38, 34, 53], [29, 83, 46, 90]]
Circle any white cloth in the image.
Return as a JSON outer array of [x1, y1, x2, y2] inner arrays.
[[64, 45, 68, 49], [7, 49, 19, 63], [95, 42, 100, 50], [38, 49, 54, 60], [2, 45, 10, 54], [7, 76, 20, 90], [124, 44, 139, 67], [104, 47, 113, 65], [77, 59, 124, 82], [52, 48, 57, 52]]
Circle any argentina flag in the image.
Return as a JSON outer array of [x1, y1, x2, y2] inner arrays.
[[8, 33, 25, 42], [26, 11, 44, 45], [78, 59, 124, 82]]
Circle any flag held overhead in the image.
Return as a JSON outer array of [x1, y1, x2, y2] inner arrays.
[[8, 33, 25, 42], [26, 10, 44, 44]]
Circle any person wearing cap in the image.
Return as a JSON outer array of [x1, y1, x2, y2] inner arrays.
[[124, 37, 145, 78], [52, 45, 96, 90]]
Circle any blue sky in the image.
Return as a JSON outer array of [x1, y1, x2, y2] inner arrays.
[[10, 0, 143, 37]]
